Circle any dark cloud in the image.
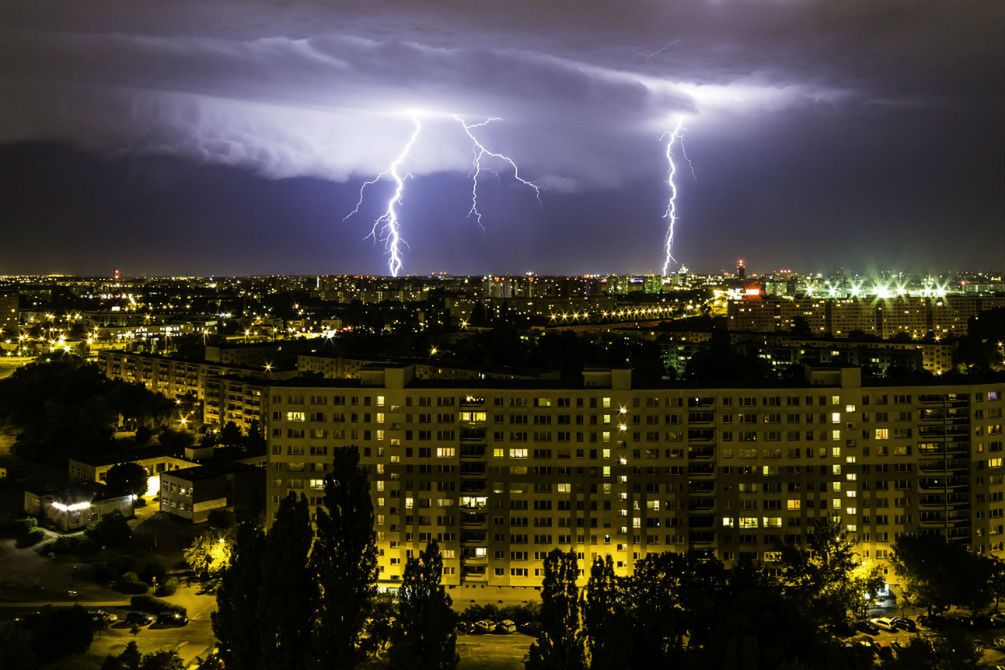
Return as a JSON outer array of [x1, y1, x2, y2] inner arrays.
[[0, 0, 1002, 274]]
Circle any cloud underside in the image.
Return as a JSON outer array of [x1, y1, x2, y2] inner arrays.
[[2, 0, 998, 191]]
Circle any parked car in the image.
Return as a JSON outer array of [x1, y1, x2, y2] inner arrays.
[[991, 613, 1005, 628], [87, 609, 118, 625], [870, 617, 897, 633], [519, 621, 542, 636], [918, 614, 946, 630], [992, 637, 1005, 650], [855, 620, 880, 636], [473, 620, 495, 634], [157, 612, 189, 627], [456, 621, 473, 635], [892, 617, 917, 632], [125, 611, 154, 626], [495, 620, 517, 634]]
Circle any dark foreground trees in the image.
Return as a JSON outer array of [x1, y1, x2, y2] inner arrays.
[[389, 540, 458, 670], [311, 445, 379, 669], [891, 533, 995, 615], [540, 521, 897, 670], [526, 549, 586, 670], [212, 446, 379, 670]]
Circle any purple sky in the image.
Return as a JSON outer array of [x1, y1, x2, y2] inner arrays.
[[1, 0, 1002, 276]]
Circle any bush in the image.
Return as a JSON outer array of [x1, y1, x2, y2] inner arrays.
[[1, 516, 38, 540], [129, 595, 186, 616], [140, 561, 166, 586], [16, 528, 45, 548], [50, 535, 100, 555], [155, 577, 179, 597], [460, 604, 501, 622], [110, 554, 139, 575], [85, 512, 132, 547], [117, 572, 149, 595], [93, 563, 118, 584]]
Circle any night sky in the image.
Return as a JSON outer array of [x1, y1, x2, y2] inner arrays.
[[1, 1, 1002, 276]]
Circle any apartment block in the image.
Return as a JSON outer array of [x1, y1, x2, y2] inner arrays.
[[265, 365, 1005, 589], [99, 350, 288, 429]]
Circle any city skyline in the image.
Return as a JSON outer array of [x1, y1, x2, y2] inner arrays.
[[2, 1, 1003, 276]]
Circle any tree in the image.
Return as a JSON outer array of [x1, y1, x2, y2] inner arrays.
[[389, 540, 458, 670], [213, 523, 265, 670], [139, 650, 185, 670], [620, 551, 727, 668], [257, 493, 315, 670], [779, 518, 869, 630], [30, 605, 93, 662], [86, 511, 133, 547], [105, 462, 149, 498], [0, 622, 39, 670], [526, 549, 586, 670], [582, 556, 631, 670], [891, 534, 992, 615], [310, 446, 378, 670], [183, 528, 234, 586], [220, 421, 243, 447], [933, 626, 982, 670], [103, 644, 184, 670], [990, 556, 1005, 612]]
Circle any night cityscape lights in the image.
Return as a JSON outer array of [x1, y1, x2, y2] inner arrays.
[[1, 0, 1002, 668]]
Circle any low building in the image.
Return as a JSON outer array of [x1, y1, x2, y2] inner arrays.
[[24, 486, 134, 533], [68, 446, 196, 496], [159, 462, 265, 523]]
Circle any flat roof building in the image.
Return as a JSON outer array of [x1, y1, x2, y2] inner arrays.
[[265, 364, 1005, 590], [160, 462, 265, 523]]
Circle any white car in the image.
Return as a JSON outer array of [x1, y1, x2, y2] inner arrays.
[[870, 617, 897, 633]]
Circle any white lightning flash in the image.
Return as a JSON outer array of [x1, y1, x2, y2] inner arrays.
[[660, 119, 686, 275], [454, 116, 541, 228], [343, 118, 422, 277], [629, 39, 681, 59]]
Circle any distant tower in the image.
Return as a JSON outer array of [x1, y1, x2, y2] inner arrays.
[[737, 259, 746, 279], [113, 268, 121, 281]]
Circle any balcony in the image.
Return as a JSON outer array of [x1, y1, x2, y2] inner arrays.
[[461, 528, 487, 542], [688, 411, 715, 424], [460, 445, 486, 459], [461, 511, 487, 527]]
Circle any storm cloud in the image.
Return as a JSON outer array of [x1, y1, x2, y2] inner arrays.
[[0, 0, 1002, 274]]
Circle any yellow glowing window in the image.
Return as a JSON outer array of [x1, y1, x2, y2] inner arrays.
[[787, 499, 801, 510], [739, 517, 759, 528]]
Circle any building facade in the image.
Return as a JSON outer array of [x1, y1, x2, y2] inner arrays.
[[265, 365, 1005, 589]]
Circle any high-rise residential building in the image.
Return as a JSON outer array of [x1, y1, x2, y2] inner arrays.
[[266, 364, 1005, 589]]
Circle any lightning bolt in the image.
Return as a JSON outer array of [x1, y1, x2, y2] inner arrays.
[[343, 118, 422, 277], [629, 39, 681, 59], [661, 119, 686, 276], [454, 115, 541, 228]]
